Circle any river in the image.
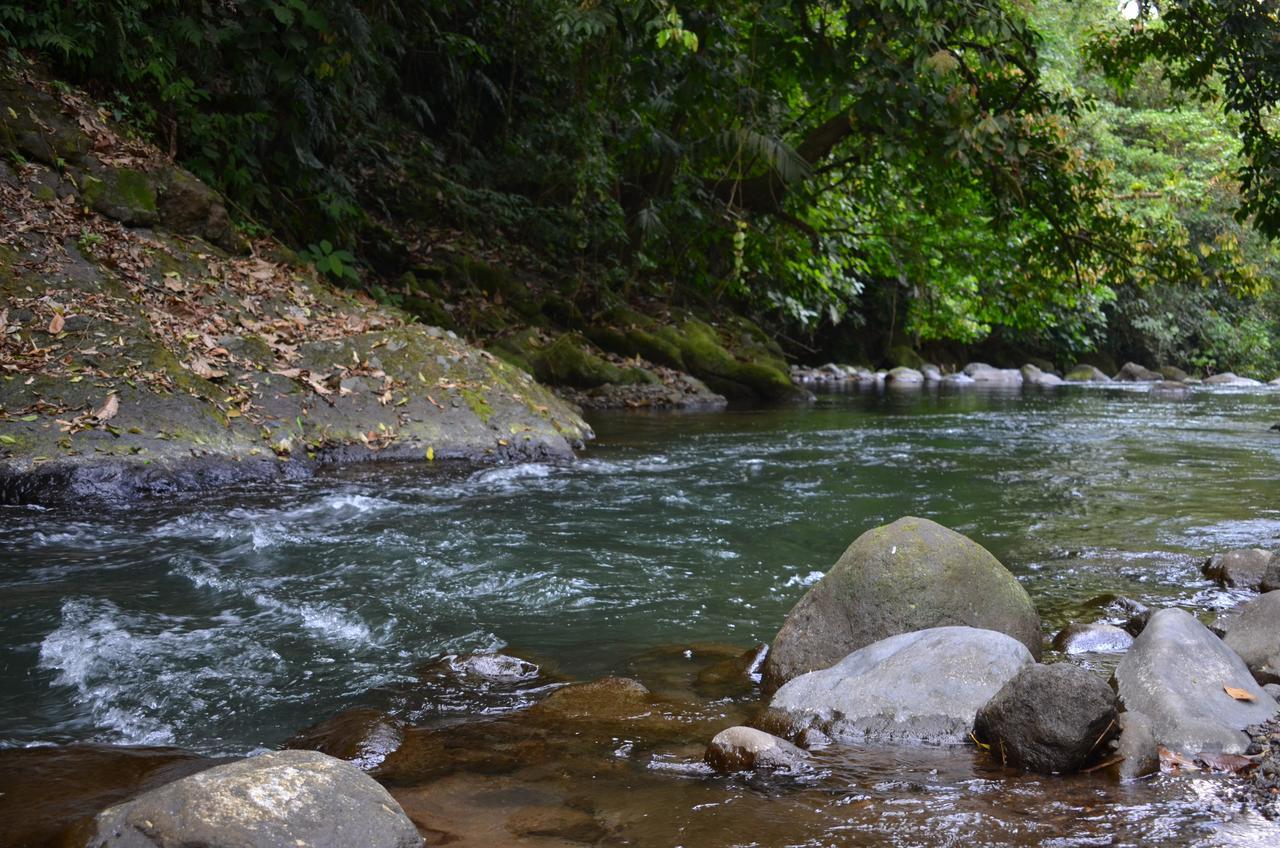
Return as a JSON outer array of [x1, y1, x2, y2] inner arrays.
[[2, 383, 1279, 845]]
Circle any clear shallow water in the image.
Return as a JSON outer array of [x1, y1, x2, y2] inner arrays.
[[2, 383, 1279, 843]]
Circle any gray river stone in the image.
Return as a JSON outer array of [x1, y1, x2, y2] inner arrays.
[[1202, 549, 1274, 590], [1064, 364, 1112, 382], [1112, 609, 1278, 755], [963, 363, 1023, 384], [1261, 555, 1280, 593], [762, 517, 1042, 691], [1115, 362, 1161, 382], [1203, 372, 1263, 386], [86, 749, 422, 848], [767, 626, 1034, 745], [973, 663, 1118, 773], [1052, 622, 1134, 655], [886, 366, 925, 385], [705, 726, 809, 773], [1222, 591, 1280, 685]]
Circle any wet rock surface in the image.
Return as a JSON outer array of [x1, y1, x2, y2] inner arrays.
[[973, 663, 1119, 774], [1107, 711, 1160, 781], [762, 517, 1042, 691], [1051, 622, 1134, 654], [1203, 549, 1275, 590], [704, 726, 809, 773], [1221, 591, 1280, 685], [1112, 609, 1278, 755], [86, 749, 421, 848], [765, 626, 1035, 745]]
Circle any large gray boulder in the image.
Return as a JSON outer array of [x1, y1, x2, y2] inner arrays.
[[973, 663, 1118, 773], [704, 726, 809, 773], [1112, 609, 1278, 755], [1222, 591, 1280, 685], [762, 517, 1041, 691], [1202, 549, 1274, 590], [87, 749, 422, 848], [766, 626, 1034, 745]]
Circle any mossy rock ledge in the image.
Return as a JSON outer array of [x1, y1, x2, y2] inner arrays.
[[0, 81, 591, 505], [761, 517, 1043, 692]]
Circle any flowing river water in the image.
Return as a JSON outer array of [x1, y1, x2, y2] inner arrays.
[[2, 383, 1280, 845]]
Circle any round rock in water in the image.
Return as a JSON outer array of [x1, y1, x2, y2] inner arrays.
[[1202, 549, 1274, 590], [87, 749, 422, 848], [1260, 554, 1280, 593], [1112, 608, 1278, 755], [973, 663, 1118, 773], [762, 517, 1041, 691], [1222, 591, 1280, 685], [766, 626, 1034, 745], [704, 726, 808, 773], [1052, 622, 1134, 655]]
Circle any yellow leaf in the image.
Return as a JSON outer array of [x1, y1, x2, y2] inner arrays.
[[425, 446, 434, 461], [1224, 685, 1256, 702]]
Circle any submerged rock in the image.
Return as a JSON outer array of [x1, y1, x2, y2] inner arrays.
[[1021, 364, 1064, 387], [1051, 622, 1134, 655], [762, 517, 1042, 691], [974, 663, 1118, 773], [287, 708, 405, 772], [1112, 609, 1277, 755], [765, 626, 1034, 745], [705, 726, 808, 773], [86, 749, 421, 848], [0, 744, 225, 848], [1222, 591, 1280, 685], [1202, 549, 1275, 590]]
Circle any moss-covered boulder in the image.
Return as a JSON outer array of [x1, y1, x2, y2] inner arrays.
[[79, 166, 159, 226], [761, 517, 1043, 692], [887, 345, 926, 370], [532, 333, 635, 389]]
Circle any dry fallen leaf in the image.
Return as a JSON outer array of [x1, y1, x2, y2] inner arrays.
[[93, 393, 119, 422], [48, 312, 65, 335], [1224, 685, 1257, 702], [1158, 746, 1198, 774], [1195, 751, 1258, 775], [189, 357, 227, 380]]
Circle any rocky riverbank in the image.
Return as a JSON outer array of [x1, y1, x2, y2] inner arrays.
[[6, 518, 1279, 846], [0, 71, 592, 505]]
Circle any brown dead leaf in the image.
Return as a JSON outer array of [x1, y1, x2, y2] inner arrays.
[[1195, 752, 1258, 775], [1158, 746, 1199, 774], [1224, 685, 1256, 702], [305, 375, 332, 396], [93, 393, 119, 422], [270, 367, 302, 379], [189, 357, 227, 380], [48, 312, 65, 335]]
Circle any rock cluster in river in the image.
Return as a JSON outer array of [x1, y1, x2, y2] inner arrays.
[[761, 516, 1042, 691]]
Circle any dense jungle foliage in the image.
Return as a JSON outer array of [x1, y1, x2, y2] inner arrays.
[[2, 0, 1278, 375]]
